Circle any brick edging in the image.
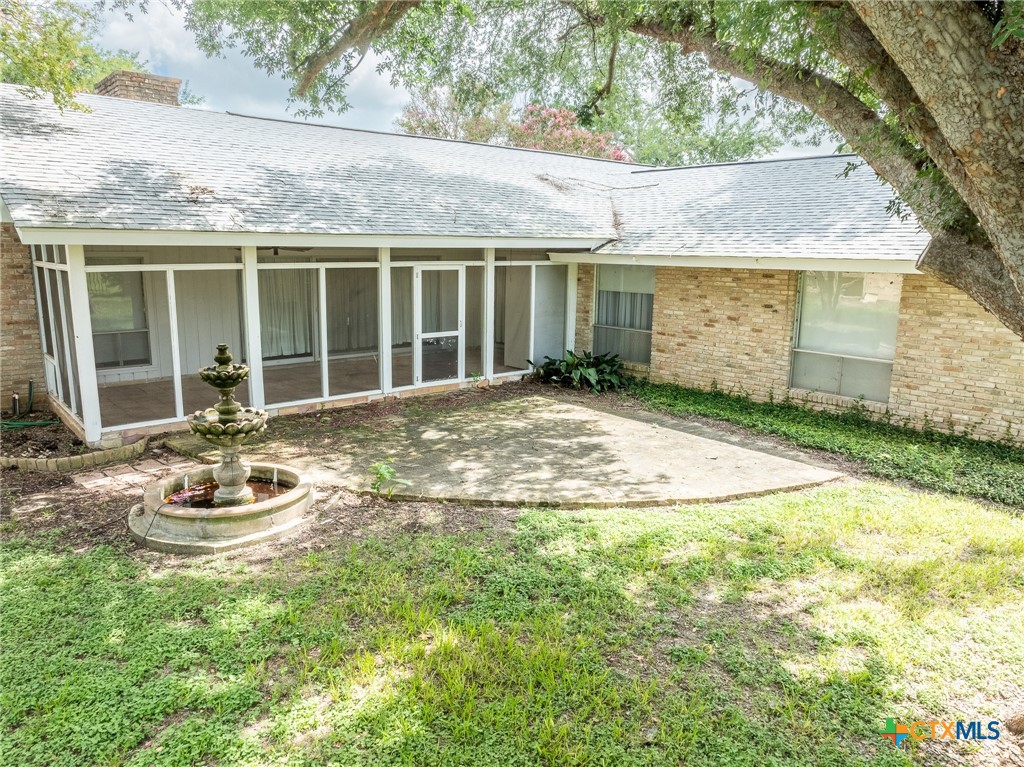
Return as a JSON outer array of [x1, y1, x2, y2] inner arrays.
[[0, 437, 149, 472]]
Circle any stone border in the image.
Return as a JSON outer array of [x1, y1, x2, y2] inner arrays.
[[0, 437, 148, 472]]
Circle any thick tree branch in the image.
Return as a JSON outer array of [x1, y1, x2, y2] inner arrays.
[[850, 1, 1024, 298], [580, 8, 935, 217], [919, 234, 1024, 339], [295, 1, 420, 96], [808, 4, 976, 235]]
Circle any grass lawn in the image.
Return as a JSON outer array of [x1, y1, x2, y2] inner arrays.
[[3, 479, 1023, 766], [629, 381, 1024, 508]]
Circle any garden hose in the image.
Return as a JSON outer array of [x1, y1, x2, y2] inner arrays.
[[2, 381, 59, 430]]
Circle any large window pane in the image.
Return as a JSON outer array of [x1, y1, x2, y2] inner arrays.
[[594, 265, 654, 363], [58, 271, 80, 415], [792, 272, 902, 402], [465, 267, 484, 378], [493, 266, 531, 373], [96, 271, 176, 427], [327, 268, 380, 396], [259, 269, 322, 405], [88, 271, 152, 368], [796, 272, 901, 360], [391, 267, 414, 388], [533, 265, 567, 362], [176, 270, 249, 415]]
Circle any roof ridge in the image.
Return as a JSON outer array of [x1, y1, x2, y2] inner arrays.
[[629, 153, 859, 174], [223, 110, 653, 167]]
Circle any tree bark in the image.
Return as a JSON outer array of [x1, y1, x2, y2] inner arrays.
[[850, 1, 1024, 310]]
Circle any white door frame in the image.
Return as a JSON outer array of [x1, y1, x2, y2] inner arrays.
[[413, 264, 465, 385]]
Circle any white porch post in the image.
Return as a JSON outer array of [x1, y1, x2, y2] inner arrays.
[[528, 265, 537, 365], [65, 245, 102, 445], [318, 266, 329, 400], [165, 270, 184, 418], [379, 247, 392, 393], [483, 248, 495, 380], [565, 263, 578, 354], [241, 245, 265, 407]]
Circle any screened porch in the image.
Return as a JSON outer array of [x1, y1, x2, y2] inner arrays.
[[33, 243, 576, 445]]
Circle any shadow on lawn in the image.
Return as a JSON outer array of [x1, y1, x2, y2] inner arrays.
[[15, 488, 1023, 767]]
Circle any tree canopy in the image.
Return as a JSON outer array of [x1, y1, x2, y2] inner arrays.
[[1, 0, 203, 108]]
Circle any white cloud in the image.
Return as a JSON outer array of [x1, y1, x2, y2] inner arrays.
[[94, 3, 409, 132]]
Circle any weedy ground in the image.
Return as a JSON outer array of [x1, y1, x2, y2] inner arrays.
[[1, 384, 1022, 767]]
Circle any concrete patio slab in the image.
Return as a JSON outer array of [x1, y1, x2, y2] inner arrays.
[[299, 395, 843, 507]]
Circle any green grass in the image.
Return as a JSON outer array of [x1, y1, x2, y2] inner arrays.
[[629, 381, 1024, 508], [3, 483, 1023, 766]]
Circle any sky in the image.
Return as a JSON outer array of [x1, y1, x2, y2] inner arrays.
[[95, 2, 410, 132]]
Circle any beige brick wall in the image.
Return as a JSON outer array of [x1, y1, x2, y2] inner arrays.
[[0, 224, 46, 409], [889, 274, 1023, 442], [574, 264, 595, 351], [574, 264, 1023, 443], [649, 267, 798, 399]]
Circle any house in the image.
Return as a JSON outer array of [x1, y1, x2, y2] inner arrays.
[[1, 72, 1021, 448]]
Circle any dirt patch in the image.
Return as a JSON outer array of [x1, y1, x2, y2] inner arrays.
[[1, 412, 93, 459]]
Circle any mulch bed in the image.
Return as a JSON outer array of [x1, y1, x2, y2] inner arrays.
[[0, 411, 93, 460]]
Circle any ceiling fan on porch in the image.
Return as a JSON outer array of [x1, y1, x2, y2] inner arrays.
[[231, 247, 315, 255]]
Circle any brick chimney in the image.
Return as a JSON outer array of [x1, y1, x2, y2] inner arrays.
[[94, 71, 181, 106]]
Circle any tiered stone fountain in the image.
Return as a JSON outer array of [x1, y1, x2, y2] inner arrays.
[[129, 344, 312, 554]]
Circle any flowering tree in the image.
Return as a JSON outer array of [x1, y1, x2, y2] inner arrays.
[[397, 93, 630, 161], [508, 105, 630, 161]]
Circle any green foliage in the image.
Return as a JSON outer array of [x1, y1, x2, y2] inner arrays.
[[179, 0, 828, 156], [530, 350, 626, 393], [3, 482, 1024, 764], [0, 0, 204, 109], [994, 0, 1024, 46], [630, 381, 1024, 508], [368, 456, 410, 499], [0, 0, 147, 109]]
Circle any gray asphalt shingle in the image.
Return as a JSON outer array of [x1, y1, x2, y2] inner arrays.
[[0, 84, 929, 263]]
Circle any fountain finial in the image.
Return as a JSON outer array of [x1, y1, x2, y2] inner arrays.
[[214, 343, 233, 368]]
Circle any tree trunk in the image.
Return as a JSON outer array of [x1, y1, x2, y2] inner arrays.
[[850, 1, 1024, 333]]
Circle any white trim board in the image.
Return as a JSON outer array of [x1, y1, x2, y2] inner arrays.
[[547, 252, 922, 274], [14, 227, 606, 250]]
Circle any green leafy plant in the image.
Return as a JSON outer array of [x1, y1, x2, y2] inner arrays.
[[529, 350, 626, 393], [368, 456, 410, 499]]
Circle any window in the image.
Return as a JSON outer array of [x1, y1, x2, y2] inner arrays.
[[88, 272, 152, 368], [593, 265, 654, 363], [791, 271, 902, 402]]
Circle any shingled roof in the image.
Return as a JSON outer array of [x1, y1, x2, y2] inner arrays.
[[0, 83, 930, 264]]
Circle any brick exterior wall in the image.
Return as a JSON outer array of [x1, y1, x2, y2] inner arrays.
[[575, 264, 1023, 444], [574, 264, 595, 352], [0, 224, 46, 410], [889, 274, 1024, 442], [649, 267, 798, 398], [94, 71, 181, 105]]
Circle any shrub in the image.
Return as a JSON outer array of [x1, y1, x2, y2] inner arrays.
[[530, 350, 626, 393]]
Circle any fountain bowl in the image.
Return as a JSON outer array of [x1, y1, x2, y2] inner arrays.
[[188, 407, 268, 447], [128, 463, 313, 554], [198, 362, 250, 390]]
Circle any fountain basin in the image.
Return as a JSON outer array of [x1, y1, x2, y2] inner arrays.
[[128, 463, 313, 554]]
